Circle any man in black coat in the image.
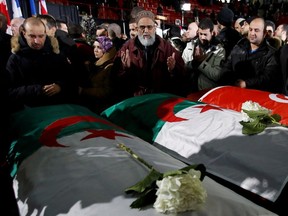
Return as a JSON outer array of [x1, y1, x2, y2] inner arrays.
[[220, 17, 282, 93], [6, 17, 79, 112], [216, 7, 242, 59], [0, 13, 20, 215]]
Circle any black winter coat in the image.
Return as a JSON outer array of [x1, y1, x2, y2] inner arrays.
[[6, 34, 79, 111], [220, 38, 282, 93]]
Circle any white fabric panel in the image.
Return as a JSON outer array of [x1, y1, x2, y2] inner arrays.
[[155, 105, 288, 202], [14, 131, 275, 216]]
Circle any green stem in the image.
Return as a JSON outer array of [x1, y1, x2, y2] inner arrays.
[[118, 144, 153, 170], [271, 118, 288, 128]]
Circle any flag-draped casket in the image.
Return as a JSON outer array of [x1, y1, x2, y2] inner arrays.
[[101, 88, 288, 215], [8, 104, 276, 215]]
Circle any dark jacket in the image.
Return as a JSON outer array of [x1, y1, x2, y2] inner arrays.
[[55, 29, 76, 58], [220, 38, 282, 93], [81, 47, 116, 98], [6, 34, 79, 111], [0, 31, 11, 73], [216, 26, 242, 59], [80, 47, 117, 113], [112, 35, 186, 100], [280, 44, 288, 95], [186, 37, 226, 91]]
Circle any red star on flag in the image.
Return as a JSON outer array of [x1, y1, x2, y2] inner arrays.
[[40, 115, 122, 147], [81, 129, 130, 141]]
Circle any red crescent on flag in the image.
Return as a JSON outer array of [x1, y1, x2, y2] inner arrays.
[[39, 116, 118, 147], [156, 98, 188, 122], [195, 104, 223, 113]]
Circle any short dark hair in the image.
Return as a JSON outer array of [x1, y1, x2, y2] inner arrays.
[[68, 24, 84, 38], [265, 20, 275, 32], [37, 14, 56, 29], [198, 18, 214, 32], [56, 19, 67, 28]]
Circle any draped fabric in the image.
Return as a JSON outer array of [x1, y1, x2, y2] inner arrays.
[[0, 0, 10, 24], [46, 2, 80, 23], [38, 0, 48, 14], [6, 0, 80, 24], [12, 0, 23, 18]]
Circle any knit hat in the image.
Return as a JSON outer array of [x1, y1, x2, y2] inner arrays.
[[217, 7, 234, 26], [235, 18, 245, 25], [96, 36, 113, 53], [135, 10, 155, 23]]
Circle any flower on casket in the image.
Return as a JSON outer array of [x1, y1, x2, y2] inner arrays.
[[119, 144, 207, 214], [154, 169, 207, 213], [240, 101, 283, 135]]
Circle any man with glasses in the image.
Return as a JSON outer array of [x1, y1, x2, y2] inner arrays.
[[112, 10, 185, 100]]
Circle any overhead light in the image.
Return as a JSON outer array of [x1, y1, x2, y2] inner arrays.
[[181, 3, 191, 11]]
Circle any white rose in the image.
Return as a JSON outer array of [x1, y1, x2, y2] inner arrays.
[[241, 101, 271, 122], [153, 169, 207, 214]]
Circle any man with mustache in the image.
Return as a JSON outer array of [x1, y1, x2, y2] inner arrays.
[[112, 10, 185, 100], [186, 17, 226, 92], [220, 17, 282, 93]]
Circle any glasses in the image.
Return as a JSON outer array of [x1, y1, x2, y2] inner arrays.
[[138, 25, 155, 31]]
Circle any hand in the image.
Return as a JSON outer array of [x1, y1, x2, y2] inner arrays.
[[121, 49, 131, 68], [121, 34, 128, 40], [167, 52, 176, 72], [193, 46, 207, 62], [235, 79, 246, 88], [43, 83, 61, 96]]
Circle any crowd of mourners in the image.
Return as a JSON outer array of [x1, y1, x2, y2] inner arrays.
[[1, 3, 288, 214]]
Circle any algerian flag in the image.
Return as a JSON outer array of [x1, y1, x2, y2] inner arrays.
[[102, 93, 288, 202], [11, 103, 191, 216], [102, 93, 202, 142], [8, 104, 125, 176]]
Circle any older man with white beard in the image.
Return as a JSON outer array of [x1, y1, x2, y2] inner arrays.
[[112, 10, 186, 101]]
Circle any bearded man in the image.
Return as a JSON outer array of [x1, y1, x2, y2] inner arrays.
[[185, 18, 226, 92], [112, 10, 185, 101]]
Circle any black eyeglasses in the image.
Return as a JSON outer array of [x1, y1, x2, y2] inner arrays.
[[138, 25, 154, 31]]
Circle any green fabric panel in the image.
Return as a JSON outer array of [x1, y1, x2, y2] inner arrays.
[[8, 104, 121, 176], [101, 94, 202, 143]]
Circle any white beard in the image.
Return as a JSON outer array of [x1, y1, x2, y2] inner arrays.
[[138, 34, 156, 46]]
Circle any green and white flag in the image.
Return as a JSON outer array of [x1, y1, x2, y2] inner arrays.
[[102, 93, 288, 202]]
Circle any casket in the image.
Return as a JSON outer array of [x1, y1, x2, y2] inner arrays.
[[8, 103, 277, 216]]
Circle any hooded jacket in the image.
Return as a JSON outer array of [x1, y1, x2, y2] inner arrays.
[[6, 34, 78, 111]]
